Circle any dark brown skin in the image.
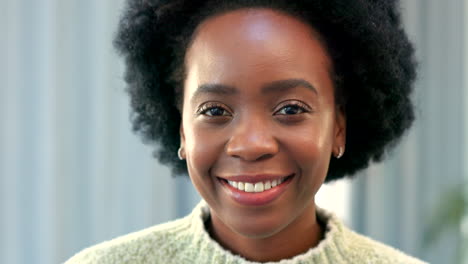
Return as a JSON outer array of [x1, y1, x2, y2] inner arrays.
[[179, 8, 346, 262]]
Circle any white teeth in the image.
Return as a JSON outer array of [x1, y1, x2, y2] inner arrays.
[[226, 177, 288, 193], [271, 180, 278, 187], [244, 183, 254, 192], [229, 181, 238, 188], [254, 182, 264, 192]]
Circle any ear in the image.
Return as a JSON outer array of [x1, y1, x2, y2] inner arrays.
[[333, 106, 346, 156], [179, 122, 186, 159], [179, 122, 185, 146]]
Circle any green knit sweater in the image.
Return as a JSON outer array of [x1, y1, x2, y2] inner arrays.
[[65, 201, 427, 264]]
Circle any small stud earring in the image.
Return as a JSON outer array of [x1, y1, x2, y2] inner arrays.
[[178, 147, 184, 160], [336, 147, 344, 159]]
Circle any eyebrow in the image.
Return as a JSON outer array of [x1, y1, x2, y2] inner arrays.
[[191, 78, 318, 103], [261, 79, 318, 95]]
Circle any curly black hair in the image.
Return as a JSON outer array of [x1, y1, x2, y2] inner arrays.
[[114, 0, 417, 182]]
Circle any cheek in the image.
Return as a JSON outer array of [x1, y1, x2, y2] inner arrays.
[[285, 118, 334, 192], [288, 119, 332, 162], [184, 122, 234, 208], [296, 132, 328, 164], [184, 121, 224, 179]]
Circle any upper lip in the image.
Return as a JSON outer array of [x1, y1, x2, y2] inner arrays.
[[217, 173, 294, 183]]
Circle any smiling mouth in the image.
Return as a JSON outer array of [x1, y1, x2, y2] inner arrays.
[[217, 174, 295, 193]]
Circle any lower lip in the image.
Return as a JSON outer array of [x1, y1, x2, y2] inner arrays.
[[218, 175, 295, 206]]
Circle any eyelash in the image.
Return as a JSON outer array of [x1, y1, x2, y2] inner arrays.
[[275, 101, 311, 115], [197, 102, 232, 117], [197, 101, 311, 117]]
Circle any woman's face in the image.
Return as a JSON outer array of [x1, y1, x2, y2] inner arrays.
[[180, 8, 345, 239]]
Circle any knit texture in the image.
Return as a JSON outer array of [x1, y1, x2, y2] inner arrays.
[[65, 201, 427, 264]]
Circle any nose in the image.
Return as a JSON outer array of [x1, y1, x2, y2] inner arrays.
[[225, 115, 279, 161]]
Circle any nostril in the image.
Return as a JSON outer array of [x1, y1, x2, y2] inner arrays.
[[226, 148, 277, 162], [225, 137, 279, 161], [256, 153, 274, 161]]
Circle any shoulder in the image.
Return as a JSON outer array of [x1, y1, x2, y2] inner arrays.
[[64, 216, 193, 264], [316, 207, 428, 264], [340, 224, 427, 264]]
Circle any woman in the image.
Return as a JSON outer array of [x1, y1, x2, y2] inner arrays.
[[66, 0, 425, 263]]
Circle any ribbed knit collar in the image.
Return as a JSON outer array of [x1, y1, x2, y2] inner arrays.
[[186, 201, 349, 263]]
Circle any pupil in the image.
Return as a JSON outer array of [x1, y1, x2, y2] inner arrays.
[[210, 108, 223, 116], [284, 106, 298, 114]]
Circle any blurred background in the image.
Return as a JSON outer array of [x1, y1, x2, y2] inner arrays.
[[1, 0, 467, 263]]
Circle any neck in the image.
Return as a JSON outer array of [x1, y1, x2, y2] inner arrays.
[[207, 203, 323, 262]]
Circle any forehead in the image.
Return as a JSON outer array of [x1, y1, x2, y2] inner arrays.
[[184, 8, 333, 93]]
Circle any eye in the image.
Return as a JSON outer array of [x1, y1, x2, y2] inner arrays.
[[197, 103, 232, 117], [204, 107, 229, 116], [275, 101, 311, 115]]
